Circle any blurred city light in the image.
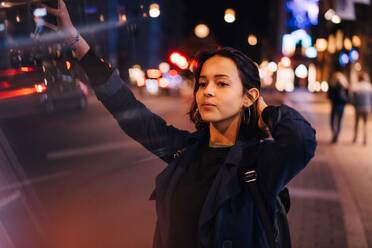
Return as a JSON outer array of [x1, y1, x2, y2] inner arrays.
[[307, 63, 316, 87], [344, 38, 352, 50], [146, 79, 159, 95], [328, 35, 336, 53], [16, 15, 20, 23], [129, 66, 146, 87], [0, 2, 11, 8], [170, 52, 189, 69], [352, 35, 361, 47], [194, 24, 209, 39], [99, 14, 105, 22], [349, 49, 359, 62], [280, 57, 291, 67], [65, 61, 71, 70], [276, 67, 294, 92], [247, 34, 258, 46], [339, 52, 349, 66], [34, 84, 47, 93], [149, 3, 160, 18], [159, 77, 169, 88], [315, 38, 327, 52], [268, 62, 278, 72], [305, 47, 317, 58], [324, 9, 335, 20], [159, 62, 170, 74], [291, 29, 312, 48], [118, 14, 127, 25], [307, 3, 319, 24], [147, 69, 161, 79], [224, 8, 236, 23], [331, 14, 341, 24], [335, 30, 344, 51], [282, 34, 296, 56], [321, 81, 329, 92], [295, 64, 308, 78]]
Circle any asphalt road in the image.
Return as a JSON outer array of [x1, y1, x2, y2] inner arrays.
[[0, 91, 195, 248]]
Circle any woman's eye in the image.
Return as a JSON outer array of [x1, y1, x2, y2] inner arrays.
[[199, 82, 207, 88], [217, 82, 228, 87]]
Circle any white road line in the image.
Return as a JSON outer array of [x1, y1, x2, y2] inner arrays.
[[47, 141, 135, 160], [288, 187, 338, 201]]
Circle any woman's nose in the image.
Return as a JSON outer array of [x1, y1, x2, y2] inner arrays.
[[203, 84, 215, 97]]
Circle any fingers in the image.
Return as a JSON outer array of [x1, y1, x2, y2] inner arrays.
[[42, 4, 60, 17]]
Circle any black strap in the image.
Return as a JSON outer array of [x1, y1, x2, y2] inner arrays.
[[243, 170, 276, 248]]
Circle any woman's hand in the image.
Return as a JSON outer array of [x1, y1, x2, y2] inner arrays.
[[257, 96, 268, 130], [44, 0, 90, 60]]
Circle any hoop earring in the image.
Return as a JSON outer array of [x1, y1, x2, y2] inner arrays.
[[242, 107, 251, 126]]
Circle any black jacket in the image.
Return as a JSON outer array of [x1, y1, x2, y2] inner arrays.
[[80, 51, 317, 248]]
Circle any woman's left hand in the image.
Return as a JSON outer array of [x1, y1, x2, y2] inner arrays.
[[257, 96, 268, 130]]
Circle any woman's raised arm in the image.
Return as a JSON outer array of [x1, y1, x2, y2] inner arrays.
[[46, 0, 191, 163]]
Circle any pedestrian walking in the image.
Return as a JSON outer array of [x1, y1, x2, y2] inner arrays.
[[327, 71, 349, 144], [351, 72, 372, 145], [44, 1, 317, 247]]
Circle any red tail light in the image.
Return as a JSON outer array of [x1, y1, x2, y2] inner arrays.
[[20, 66, 36, 72], [0, 67, 37, 77], [0, 81, 11, 89], [0, 83, 47, 100]]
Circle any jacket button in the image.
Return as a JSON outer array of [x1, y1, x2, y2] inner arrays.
[[222, 240, 232, 248]]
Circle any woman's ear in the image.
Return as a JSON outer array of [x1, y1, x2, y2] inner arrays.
[[243, 88, 260, 107]]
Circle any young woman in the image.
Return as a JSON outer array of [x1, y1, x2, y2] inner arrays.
[[46, 1, 317, 247]]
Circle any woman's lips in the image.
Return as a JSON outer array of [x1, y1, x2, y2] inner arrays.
[[201, 104, 216, 110]]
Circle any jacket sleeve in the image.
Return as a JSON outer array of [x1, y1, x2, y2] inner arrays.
[[256, 105, 317, 196], [79, 49, 191, 163]]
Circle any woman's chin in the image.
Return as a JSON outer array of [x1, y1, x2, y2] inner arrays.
[[200, 115, 220, 123]]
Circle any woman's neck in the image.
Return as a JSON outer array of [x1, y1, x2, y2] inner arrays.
[[209, 113, 241, 147]]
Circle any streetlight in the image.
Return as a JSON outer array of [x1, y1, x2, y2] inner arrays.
[[224, 8, 236, 23], [247, 34, 257, 46], [149, 3, 160, 18], [194, 24, 209, 39]]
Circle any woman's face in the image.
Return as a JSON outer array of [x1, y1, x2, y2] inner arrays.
[[196, 55, 249, 125]]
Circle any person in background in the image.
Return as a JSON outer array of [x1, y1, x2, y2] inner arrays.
[[351, 71, 372, 145], [327, 71, 349, 144]]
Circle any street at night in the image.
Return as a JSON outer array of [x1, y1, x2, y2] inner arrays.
[[1, 0, 372, 247]]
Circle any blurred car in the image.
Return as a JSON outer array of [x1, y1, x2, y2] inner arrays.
[[0, 49, 88, 120]]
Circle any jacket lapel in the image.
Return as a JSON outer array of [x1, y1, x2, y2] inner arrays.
[[198, 138, 259, 247]]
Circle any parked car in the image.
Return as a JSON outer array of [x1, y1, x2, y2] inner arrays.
[[0, 49, 88, 120]]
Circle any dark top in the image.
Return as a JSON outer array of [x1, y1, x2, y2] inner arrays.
[[168, 142, 231, 247]]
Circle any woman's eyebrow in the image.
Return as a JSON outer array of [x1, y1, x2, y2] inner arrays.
[[214, 74, 229, 78], [199, 74, 230, 78]]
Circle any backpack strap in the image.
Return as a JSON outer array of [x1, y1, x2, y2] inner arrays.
[[243, 170, 276, 248]]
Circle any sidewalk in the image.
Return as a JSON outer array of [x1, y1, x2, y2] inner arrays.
[[284, 89, 372, 248]]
